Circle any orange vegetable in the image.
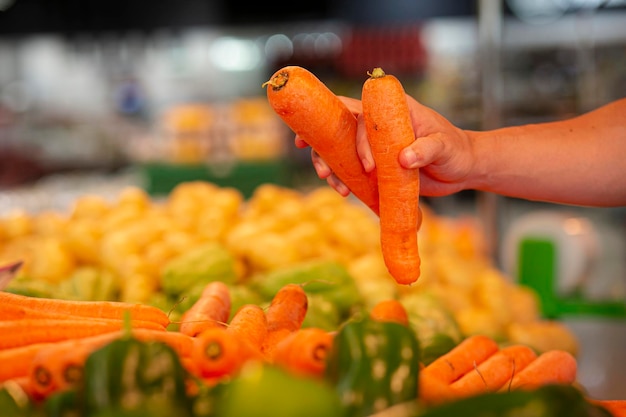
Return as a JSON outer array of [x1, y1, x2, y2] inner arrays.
[[0, 291, 170, 327], [0, 318, 164, 350], [418, 371, 456, 406], [264, 66, 379, 214], [0, 343, 54, 382], [272, 327, 334, 378], [191, 327, 261, 380], [450, 344, 538, 397], [227, 304, 268, 355], [180, 281, 231, 337], [500, 350, 577, 392], [262, 284, 309, 359], [369, 299, 409, 326], [421, 335, 499, 384], [362, 67, 420, 285]]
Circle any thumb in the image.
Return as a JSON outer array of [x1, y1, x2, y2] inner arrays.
[[399, 132, 446, 169]]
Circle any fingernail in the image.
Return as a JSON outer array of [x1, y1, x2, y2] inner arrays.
[[401, 148, 419, 168]]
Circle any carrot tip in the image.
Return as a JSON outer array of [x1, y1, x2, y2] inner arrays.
[[262, 71, 289, 91], [367, 67, 386, 79]]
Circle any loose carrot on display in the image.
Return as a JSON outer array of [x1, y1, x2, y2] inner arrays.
[[0, 291, 170, 328], [369, 299, 410, 326], [227, 304, 268, 355], [450, 344, 538, 397], [261, 283, 308, 359], [500, 349, 577, 392], [420, 335, 499, 385], [361, 67, 421, 285], [272, 327, 334, 378], [179, 281, 231, 337], [264, 66, 380, 214], [0, 318, 170, 350]]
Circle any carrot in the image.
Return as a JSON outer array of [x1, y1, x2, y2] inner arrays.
[[227, 304, 268, 354], [421, 335, 499, 384], [361, 67, 420, 285], [30, 337, 103, 399], [179, 281, 231, 337], [0, 343, 54, 382], [261, 284, 309, 358], [369, 299, 409, 326], [191, 327, 261, 380], [418, 370, 456, 406], [0, 318, 164, 350], [271, 327, 334, 378], [0, 291, 170, 327], [500, 350, 577, 392], [450, 344, 538, 397], [263, 66, 379, 214]]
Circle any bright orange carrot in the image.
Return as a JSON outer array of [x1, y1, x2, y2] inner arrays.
[[450, 344, 538, 397], [30, 337, 101, 398], [418, 370, 456, 406], [227, 304, 268, 354], [191, 327, 261, 380], [262, 284, 309, 359], [0, 343, 54, 382], [264, 66, 379, 214], [180, 281, 231, 337], [361, 67, 420, 285], [272, 327, 334, 378], [369, 299, 410, 326], [0, 318, 164, 350], [0, 291, 170, 327], [421, 335, 499, 384], [500, 350, 577, 392]]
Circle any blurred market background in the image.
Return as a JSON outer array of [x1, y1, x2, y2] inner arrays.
[[0, 0, 625, 399]]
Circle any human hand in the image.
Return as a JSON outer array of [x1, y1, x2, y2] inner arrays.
[[295, 95, 475, 198]]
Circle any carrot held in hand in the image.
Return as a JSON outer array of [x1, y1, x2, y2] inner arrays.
[[263, 66, 379, 214], [362, 67, 420, 285], [180, 281, 231, 337]]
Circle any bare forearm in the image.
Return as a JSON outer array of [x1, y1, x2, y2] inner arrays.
[[468, 98, 626, 207]]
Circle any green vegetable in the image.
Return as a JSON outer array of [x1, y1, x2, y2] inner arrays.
[[44, 390, 79, 417], [418, 384, 612, 417], [250, 260, 362, 316], [302, 293, 342, 331], [325, 317, 421, 417], [56, 267, 118, 301], [400, 291, 462, 365], [161, 243, 238, 296], [0, 383, 33, 417], [82, 336, 192, 417], [215, 363, 345, 417]]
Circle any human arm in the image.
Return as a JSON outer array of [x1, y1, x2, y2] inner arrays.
[[298, 96, 626, 207]]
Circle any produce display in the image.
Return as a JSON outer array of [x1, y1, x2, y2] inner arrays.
[[1, 179, 621, 415]]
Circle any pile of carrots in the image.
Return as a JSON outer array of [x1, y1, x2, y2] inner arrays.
[[0, 282, 336, 402], [0, 282, 597, 412]]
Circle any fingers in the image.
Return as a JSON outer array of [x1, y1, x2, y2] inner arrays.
[[338, 96, 362, 116], [356, 113, 375, 172], [399, 132, 446, 169], [294, 134, 308, 149]]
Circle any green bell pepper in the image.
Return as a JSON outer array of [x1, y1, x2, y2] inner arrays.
[[325, 317, 421, 417]]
